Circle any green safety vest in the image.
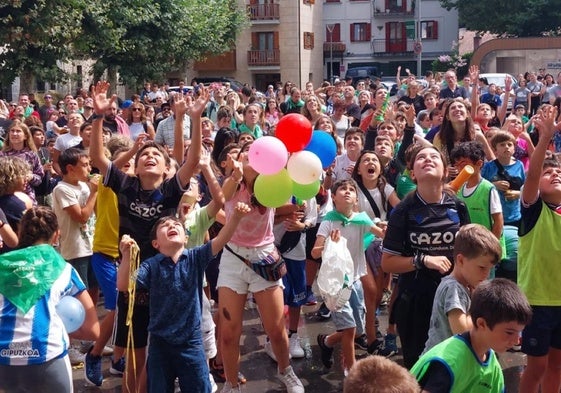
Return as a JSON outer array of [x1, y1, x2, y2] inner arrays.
[[411, 335, 504, 393]]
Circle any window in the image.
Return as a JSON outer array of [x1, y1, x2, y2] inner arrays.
[[421, 20, 438, 39], [325, 23, 341, 42], [251, 31, 279, 51], [350, 23, 371, 42], [325, 0, 340, 2]]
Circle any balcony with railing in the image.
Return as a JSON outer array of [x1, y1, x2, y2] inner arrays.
[[247, 49, 280, 66], [371, 38, 415, 55], [247, 3, 280, 21], [323, 42, 347, 54], [373, 6, 415, 17]]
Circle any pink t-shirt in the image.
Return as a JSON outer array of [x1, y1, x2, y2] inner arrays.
[[225, 184, 275, 248]]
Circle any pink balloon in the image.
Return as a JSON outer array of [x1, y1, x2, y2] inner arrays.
[[248, 136, 288, 175]]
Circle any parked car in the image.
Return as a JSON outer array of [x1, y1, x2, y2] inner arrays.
[[345, 66, 379, 86], [191, 77, 245, 92], [479, 73, 519, 110]]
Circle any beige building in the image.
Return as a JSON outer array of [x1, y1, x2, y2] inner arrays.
[[187, 0, 324, 91]]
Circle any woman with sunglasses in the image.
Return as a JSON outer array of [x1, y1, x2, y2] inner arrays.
[[126, 103, 155, 141]]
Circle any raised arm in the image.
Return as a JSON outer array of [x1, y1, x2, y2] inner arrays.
[[90, 81, 116, 175], [497, 76, 512, 124], [469, 65, 480, 119], [176, 88, 210, 187], [199, 149, 225, 219], [210, 202, 250, 255], [523, 107, 557, 203]]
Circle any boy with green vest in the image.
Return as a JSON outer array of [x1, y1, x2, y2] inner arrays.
[[518, 106, 561, 392], [411, 278, 531, 392], [450, 141, 504, 247]]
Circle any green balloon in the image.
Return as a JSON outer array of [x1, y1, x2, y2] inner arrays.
[[254, 169, 294, 208], [292, 180, 320, 200]]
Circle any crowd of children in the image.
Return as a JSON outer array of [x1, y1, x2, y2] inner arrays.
[[2, 66, 561, 393]]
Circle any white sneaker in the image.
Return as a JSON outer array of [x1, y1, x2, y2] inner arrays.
[[264, 340, 292, 362], [289, 334, 305, 359], [277, 365, 304, 393], [209, 372, 217, 393], [68, 347, 85, 365], [101, 345, 114, 356], [221, 381, 242, 393]]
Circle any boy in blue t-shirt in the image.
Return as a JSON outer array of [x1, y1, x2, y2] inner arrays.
[[117, 203, 249, 393], [481, 131, 525, 228]]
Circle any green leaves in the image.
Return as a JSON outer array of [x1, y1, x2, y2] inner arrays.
[[0, 0, 247, 90], [441, 0, 561, 37]]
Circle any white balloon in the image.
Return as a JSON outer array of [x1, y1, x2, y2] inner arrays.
[[287, 151, 323, 185]]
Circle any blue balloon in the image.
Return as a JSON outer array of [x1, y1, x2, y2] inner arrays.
[[56, 296, 85, 333], [304, 131, 337, 169]]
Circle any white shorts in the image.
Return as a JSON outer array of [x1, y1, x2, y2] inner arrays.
[[217, 243, 283, 295]]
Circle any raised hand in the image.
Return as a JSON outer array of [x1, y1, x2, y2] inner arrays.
[[186, 86, 210, 118], [91, 81, 116, 115], [469, 65, 479, 84], [534, 105, 558, 140]]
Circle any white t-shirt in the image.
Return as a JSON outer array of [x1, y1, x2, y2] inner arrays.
[[52, 181, 94, 260], [332, 154, 355, 182], [317, 213, 369, 282], [357, 183, 395, 221], [54, 133, 82, 153]]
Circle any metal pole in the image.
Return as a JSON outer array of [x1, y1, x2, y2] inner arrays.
[[327, 24, 335, 83], [416, 0, 422, 76]]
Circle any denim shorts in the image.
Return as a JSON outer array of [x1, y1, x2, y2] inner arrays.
[[282, 257, 307, 307], [147, 335, 211, 393], [217, 243, 282, 295], [332, 280, 366, 333]]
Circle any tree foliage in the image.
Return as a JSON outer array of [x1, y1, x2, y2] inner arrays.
[[77, 0, 247, 88], [0, 0, 87, 91], [439, 0, 561, 37], [0, 0, 247, 92]]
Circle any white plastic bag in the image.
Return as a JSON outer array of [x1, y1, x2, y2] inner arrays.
[[317, 236, 354, 312]]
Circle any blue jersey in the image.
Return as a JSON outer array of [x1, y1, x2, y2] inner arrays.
[[0, 264, 86, 365]]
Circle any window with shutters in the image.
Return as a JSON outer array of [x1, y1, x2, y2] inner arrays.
[[350, 23, 371, 42], [421, 20, 438, 39]]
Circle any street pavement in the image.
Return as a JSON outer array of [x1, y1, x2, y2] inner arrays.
[[72, 301, 526, 392]]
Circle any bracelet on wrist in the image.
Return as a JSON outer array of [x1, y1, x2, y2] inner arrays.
[[91, 113, 104, 120], [0, 220, 5, 229], [413, 253, 425, 270]]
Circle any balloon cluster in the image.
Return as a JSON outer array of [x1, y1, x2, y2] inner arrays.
[[248, 114, 337, 207]]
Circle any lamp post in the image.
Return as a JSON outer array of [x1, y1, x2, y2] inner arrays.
[[416, 0, 422, 76], [327, 24, 335, 84]]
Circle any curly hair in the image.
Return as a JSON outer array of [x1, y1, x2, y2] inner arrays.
[[0, 156, 31, 196], [17, 206, 59, 248]]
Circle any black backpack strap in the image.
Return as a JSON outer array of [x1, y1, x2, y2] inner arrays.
[[357, 181, 381, 218]]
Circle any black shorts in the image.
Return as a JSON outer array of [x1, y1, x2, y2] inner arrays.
[[115, 291, 150, 348], [522, 305, 561, 357], [305, 223, 321, 262]]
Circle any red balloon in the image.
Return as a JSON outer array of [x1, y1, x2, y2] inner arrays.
[[275, 114, 313, 152]]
